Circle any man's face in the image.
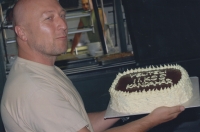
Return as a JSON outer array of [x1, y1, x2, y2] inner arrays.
[[82, 0, 90, 11], [24, 0, 68, 56]]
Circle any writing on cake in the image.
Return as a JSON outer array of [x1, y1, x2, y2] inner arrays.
[[126, 70, 173, 89]]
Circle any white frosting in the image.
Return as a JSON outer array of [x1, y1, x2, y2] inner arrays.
[[109, 64, 193, 114]]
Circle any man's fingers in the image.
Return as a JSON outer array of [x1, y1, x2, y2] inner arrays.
[[168, 105, 185, 115], [149, 105, 185, 125], [180, 106, 185, 111]]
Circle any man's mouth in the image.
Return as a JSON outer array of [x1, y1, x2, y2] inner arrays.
[[57, 36, 67, 39]]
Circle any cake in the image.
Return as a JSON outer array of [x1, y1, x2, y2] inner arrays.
[[109, 64, 193, 114]]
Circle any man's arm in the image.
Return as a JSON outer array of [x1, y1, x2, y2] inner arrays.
[[89, 0, 106, 37], [78, 105, 184, 132], [70, 20, 84, 54], [104, 106, 185, 132], [88, 111, 120, 132], [89, 0, 93, 11], [78, 110, 119, 132]]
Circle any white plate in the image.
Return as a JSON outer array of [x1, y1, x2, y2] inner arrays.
[[104, 77, 200, 119]]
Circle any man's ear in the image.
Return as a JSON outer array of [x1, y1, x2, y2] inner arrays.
[[14, 26, 27, 41]]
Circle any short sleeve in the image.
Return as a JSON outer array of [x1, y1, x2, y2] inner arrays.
[[25, 87, 88, 132]]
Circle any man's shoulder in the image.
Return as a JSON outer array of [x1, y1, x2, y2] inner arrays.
[[4, 61, 56, 97], [7, 61, 42, 85], [9, 58, 56, 81]]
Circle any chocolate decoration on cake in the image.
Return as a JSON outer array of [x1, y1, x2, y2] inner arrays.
[[115, 69, 181, 92]]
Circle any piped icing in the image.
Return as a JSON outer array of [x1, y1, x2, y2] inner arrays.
[[109, 64, 193, 114]]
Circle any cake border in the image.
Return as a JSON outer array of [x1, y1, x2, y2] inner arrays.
[[105, 77, 199, 119]]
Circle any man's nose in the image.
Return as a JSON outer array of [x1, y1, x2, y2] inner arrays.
[[57, 17, 67, 31]]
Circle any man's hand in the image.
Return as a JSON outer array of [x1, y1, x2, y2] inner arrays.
[[79, 106, 185, 132], [148, 105, 185, 126]]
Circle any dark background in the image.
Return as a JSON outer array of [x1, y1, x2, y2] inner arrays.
[[122, 0, 200, 65]]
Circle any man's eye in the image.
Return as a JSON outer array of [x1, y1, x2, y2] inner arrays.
[[61, 14, 66, 18], [46, 17, 52, 20]]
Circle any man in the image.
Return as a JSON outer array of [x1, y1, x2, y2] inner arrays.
[[70, 0, 115, 54], [1, 0, 184, 132]]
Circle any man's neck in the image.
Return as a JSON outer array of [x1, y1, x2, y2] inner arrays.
[[18, 48, 56, 66]]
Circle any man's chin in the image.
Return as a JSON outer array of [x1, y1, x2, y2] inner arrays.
[[60, 47, 68, 54], [53, 48, 67, 56]]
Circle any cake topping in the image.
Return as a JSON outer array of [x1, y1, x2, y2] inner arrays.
[[115, 68, 181, 92]]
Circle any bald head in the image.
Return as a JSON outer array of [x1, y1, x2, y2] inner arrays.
[[13, 0, 59, 27], [13, 0, 67, 64], [13, 0, 29, 26], [13, 0, 63, 41], [81, 0, 90, 11]]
